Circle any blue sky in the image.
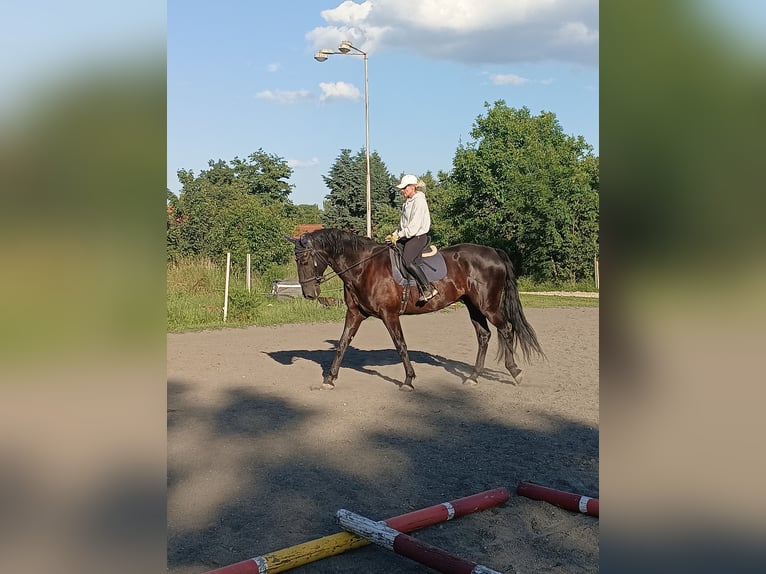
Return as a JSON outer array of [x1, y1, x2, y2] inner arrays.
[[4, 1, 765, 210], [167, 0, 599, 206]]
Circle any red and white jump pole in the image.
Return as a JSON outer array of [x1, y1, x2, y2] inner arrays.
[[337, 509, 503, 574], [203, 487, 509, 574], [517, 482, 599, 517]]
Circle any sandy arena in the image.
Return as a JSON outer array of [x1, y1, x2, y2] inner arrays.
[[168, 305, 599, 573]]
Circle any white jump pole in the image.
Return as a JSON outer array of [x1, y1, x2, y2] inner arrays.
[[337, 509, 503, 574], [223, 252, 231, 322], [594, 257, 599, 289], [246, 253, 251, 292]]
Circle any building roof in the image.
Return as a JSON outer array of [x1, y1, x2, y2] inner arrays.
[[292, 224, 324, 238]]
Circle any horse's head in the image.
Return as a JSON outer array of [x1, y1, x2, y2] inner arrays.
[[286, 234, 328, 299]]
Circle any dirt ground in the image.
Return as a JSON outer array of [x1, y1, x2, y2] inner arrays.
[[167, 305, 599, 573]]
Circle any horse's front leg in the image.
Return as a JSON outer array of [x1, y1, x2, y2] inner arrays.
[[380, 312, 416, 392], [323, 307, 365, 389]]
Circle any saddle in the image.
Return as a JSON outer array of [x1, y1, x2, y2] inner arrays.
[[389, 238, 447, 313]]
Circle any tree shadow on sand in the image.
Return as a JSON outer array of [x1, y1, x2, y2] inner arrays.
[[167, 380, 599, 574]]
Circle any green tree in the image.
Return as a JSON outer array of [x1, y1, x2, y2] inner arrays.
[[368, 150, 399, 217], [206, 195, 294, 274], [372, 204, 401, 243], [322, 148, 396, 235], [230, 149, 293, 203], [447, 101, 599, 282], [321, 149, 362, 232], [169, 151, 295, 270], [292, 203, 322, 224], [166, 188, 185, 262]]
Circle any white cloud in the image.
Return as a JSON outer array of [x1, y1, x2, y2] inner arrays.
[[321, 0, 373, 24], [319, 81, 362, 102], [267, 63, 280, 72], [305, 24, 389, 55], [491, 73, 529, 86], [373, 0, 548, 32], [255, 89, 313, 103], [308, 1, 385, 53], [557, 21, 599, 45], [306, 0, 598, 67], [287, 157, 321, 168]]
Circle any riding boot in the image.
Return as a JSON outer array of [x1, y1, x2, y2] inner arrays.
[[404, 261, 438, 302]]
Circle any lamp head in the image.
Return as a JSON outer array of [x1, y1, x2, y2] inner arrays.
[[314, 49, 334, 62], [338, 40, 352, 53]]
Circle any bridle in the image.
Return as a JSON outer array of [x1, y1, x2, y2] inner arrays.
[[294, 236, 389, 286], [293, 238, 331, 286]]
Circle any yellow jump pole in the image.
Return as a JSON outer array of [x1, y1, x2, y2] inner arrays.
[[203, 487, 509, 574]]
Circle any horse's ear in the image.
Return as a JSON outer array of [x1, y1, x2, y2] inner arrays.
[[285, 234, 298, 244]]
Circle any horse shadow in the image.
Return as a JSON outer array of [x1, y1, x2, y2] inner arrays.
[[264, 340, 513, 387]]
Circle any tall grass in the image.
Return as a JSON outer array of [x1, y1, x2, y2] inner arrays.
[[516, 276, 599, 293], [167, 257, 346, 332], [167, 257, 597, 333]]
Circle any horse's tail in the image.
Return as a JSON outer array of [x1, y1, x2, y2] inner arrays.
[[495, 249, 545, 363]]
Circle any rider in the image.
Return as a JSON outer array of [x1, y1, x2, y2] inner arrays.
[[385, 174, 438, 302]]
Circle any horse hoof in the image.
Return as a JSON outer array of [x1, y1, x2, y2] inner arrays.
[[399, 383, 415, 392], [462, 378, 479, 387], [509, 367, 523, 386], [322, 382, 336, 390]]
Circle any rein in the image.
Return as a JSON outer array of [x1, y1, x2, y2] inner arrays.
[[295, 244, 390, 286]]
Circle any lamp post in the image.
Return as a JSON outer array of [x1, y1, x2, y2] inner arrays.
[[315, 40, 371, 238]]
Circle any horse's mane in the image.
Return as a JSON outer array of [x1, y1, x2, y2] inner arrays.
[[308, 228, 377, 258]]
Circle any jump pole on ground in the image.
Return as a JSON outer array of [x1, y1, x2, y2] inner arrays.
[[337, 509, 504, 574], [203, 487, 509, 574], [517, 481, 599, 517]]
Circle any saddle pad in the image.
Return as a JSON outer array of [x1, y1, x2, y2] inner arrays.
[[388, 250, 447, 286]]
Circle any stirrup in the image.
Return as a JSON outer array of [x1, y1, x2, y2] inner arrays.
[[418, 287, 438, 302]]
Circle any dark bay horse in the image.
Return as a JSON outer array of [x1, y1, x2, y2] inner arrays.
[[287, 228, 544, 391]]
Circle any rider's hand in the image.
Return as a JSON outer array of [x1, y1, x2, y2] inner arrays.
[[385, 232, 399, 244]]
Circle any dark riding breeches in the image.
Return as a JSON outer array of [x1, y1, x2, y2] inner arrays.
[[398, 235, 430, 292], [400, 234, 428, 266]]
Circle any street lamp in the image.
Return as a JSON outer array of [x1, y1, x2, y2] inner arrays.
[[314, 40, 371, 238]]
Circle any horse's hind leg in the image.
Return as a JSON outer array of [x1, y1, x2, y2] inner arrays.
[[464, 300, 491, 386], [496, 324, 523, 384], [483, 309, 523, 385]]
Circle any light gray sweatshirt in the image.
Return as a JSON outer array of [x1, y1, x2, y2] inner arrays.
[[397, 190, 431, 238]]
